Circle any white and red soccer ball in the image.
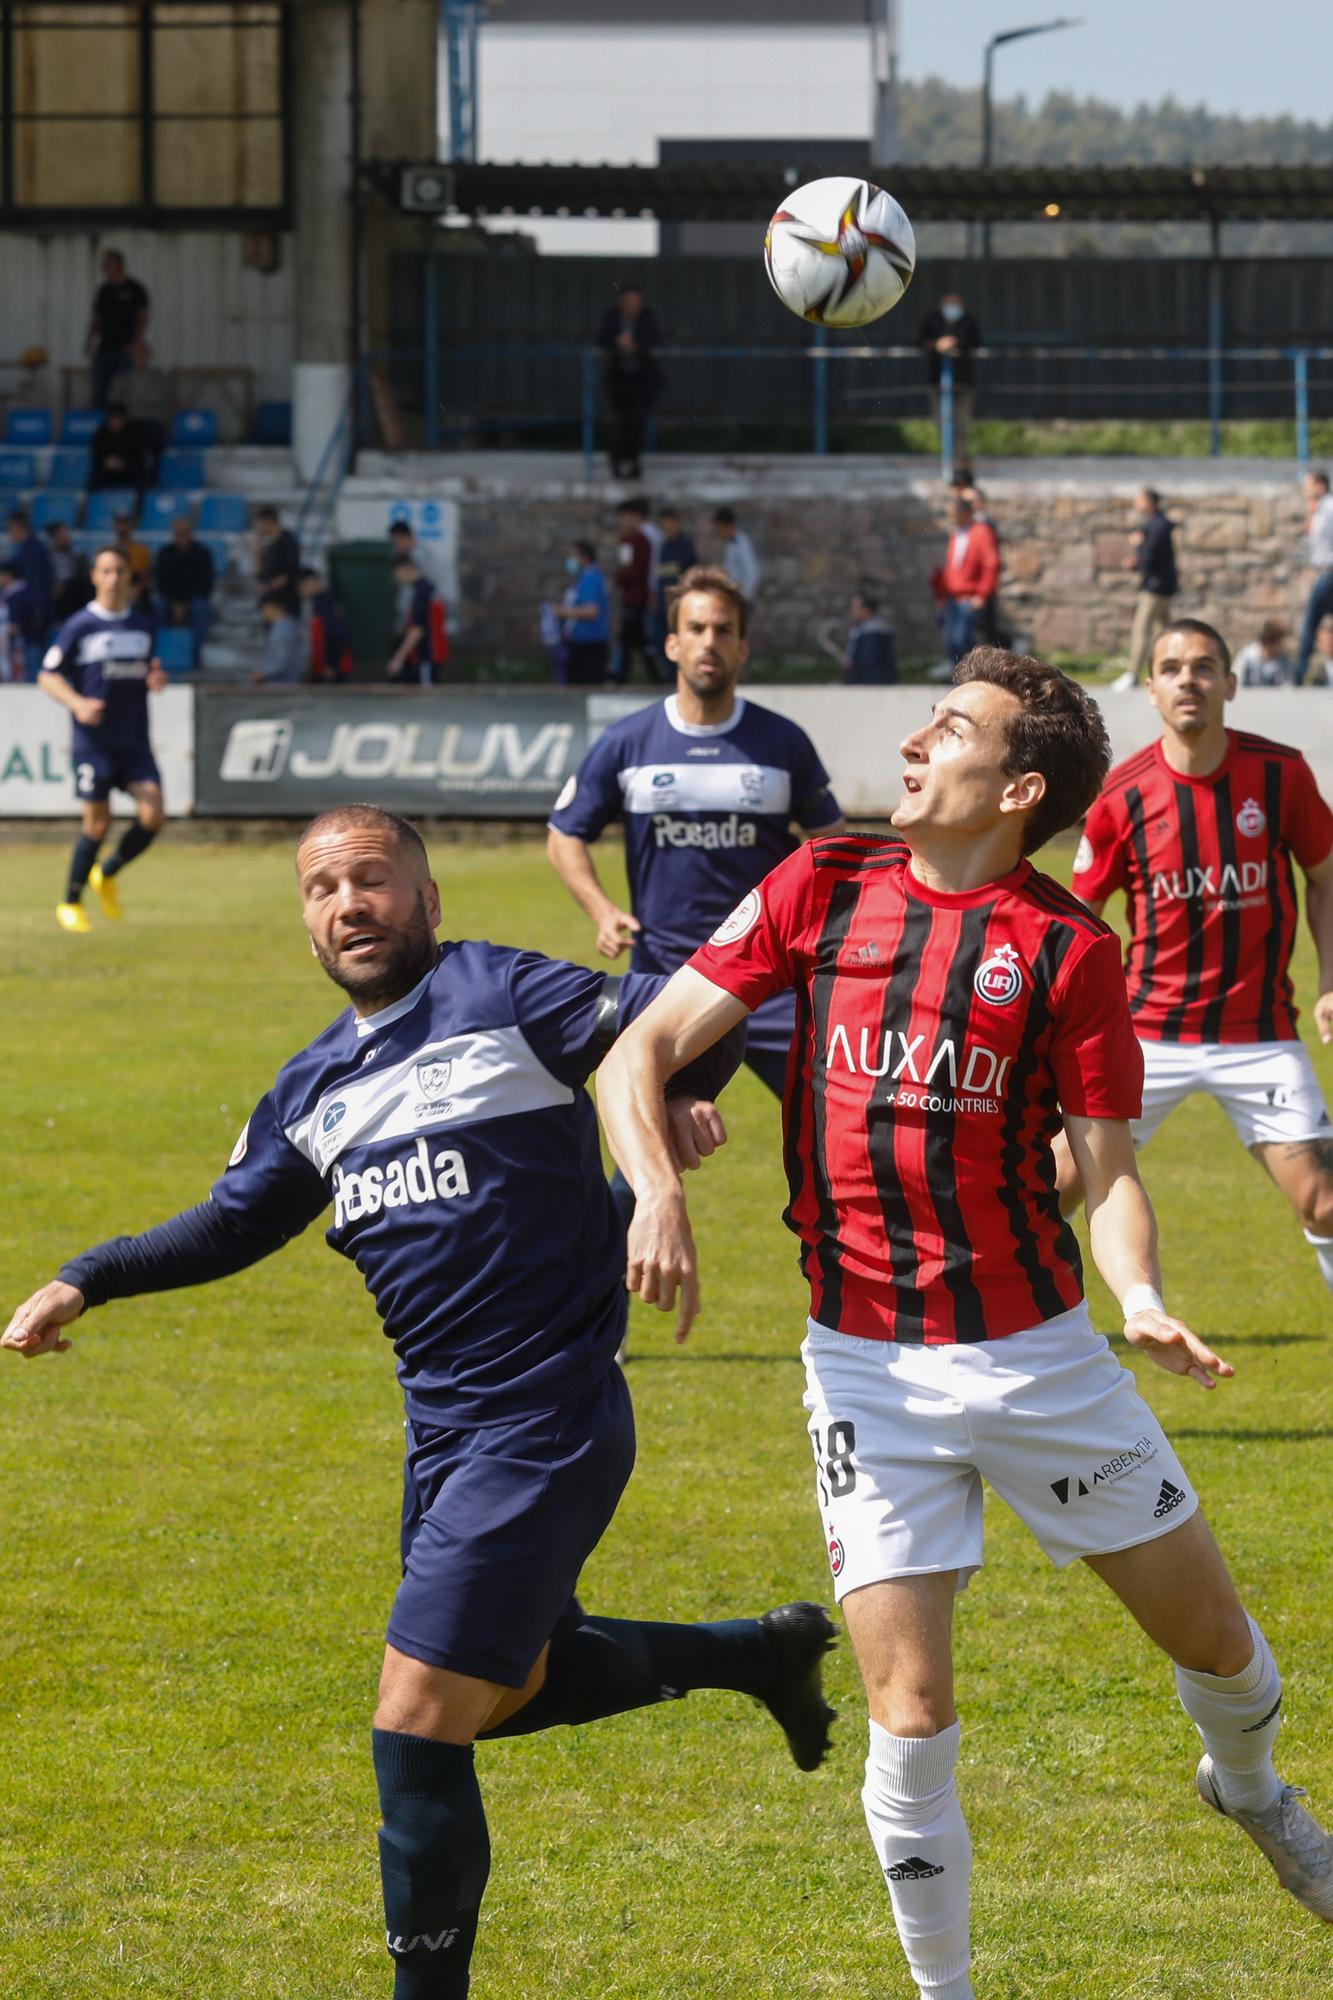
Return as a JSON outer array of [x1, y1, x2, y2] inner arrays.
[[764, 176, 916, 329]]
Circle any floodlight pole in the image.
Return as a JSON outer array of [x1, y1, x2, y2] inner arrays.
[[981, 18, 1080, 257]]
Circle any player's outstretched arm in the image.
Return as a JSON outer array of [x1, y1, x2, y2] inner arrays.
[[598, 967, 751, 1343], [2, 1280, 85, 1358], [1064, 1113, 1235, 1391], [1303, 850, 1333, 1044], [545, 828, 641, 959]]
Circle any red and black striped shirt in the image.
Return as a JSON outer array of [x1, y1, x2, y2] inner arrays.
[[1073, 732, 1333, 1044], [690, 835, 1142, 1345]]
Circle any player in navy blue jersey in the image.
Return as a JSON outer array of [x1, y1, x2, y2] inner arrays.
[[547, 564, 845, 1098], [3, 804, 835, 2000], [39, 545, 165, 934]]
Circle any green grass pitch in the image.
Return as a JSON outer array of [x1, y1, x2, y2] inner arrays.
[[0, 830, 1329, 1999]]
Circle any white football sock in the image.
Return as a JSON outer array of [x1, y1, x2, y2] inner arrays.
[[1303, 1227, 1333, 1295], [1175, 1615, 1283, 1813], [862, 1719, 973, 2000]]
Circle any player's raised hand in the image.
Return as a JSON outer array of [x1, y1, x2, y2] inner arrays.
[[1123, 1308, 1234, 1390], [1314, 991, 1333, 1046], [665, 1097, 728, 1173], [625, 1188, 700, 1343], [594, 907, 641, 960], [1, 1280, 85, 1358]]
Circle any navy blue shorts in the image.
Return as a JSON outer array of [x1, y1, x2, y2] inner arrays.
[[74, 744, 162, 803], [387, 1364, 636, 1688], [743, 991, 797, 1098]]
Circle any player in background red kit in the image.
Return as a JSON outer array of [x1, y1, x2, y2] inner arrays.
[[598, 650, 1333, 2000], [1060, 617, 1333, 1294]]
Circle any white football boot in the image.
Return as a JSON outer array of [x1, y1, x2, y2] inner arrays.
[[1198, 1755, 1333, 1920]]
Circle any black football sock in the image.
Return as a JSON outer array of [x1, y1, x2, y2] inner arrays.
[[101, 822, 158, 878], [479, 1613, 776, 1738], [373, 1730, 490, 2000], [66, 832, 102, 903]]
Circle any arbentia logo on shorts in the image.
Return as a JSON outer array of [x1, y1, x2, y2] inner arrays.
[[1049, 1435, 1159, 1503]]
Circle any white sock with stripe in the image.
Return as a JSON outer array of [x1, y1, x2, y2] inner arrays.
[[862, 1719, 973, 2000], [1175, 1616, 1283, 1814], [1303, 1227, 1333, 1295]]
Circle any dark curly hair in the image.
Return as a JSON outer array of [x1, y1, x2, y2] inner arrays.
[[954, 648, 1111, 855]]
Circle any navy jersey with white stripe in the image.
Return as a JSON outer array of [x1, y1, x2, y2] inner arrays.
[[209, 946, 676, 1427], [43, 602, 156, 754], [548, 694, 842, 973]]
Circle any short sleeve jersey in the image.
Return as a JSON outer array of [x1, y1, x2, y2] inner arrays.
[[43, 601, 156, 755], [690, 835, 1143, 1345], [548, 694, 842, 973], [1073, 732, 1333, 1044], [210, 945, 670, 1428]]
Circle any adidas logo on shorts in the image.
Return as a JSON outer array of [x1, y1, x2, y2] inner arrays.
[[884, 1855, 945, 1881], [1153, 1478, 1187, 1519]]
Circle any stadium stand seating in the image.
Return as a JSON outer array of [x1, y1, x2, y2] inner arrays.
[[197, 493, 249, 533], [30, 492, 80, 529], [61, 411, 99, 445], [0, 449, 37, 488], [141, 489, 194, 527], [254, 401, 292, 445], [6, 410, 52, 446], [171, 409, 218, 449], [155, 627, 196, 676], [50, 448, 90, 489], [158, 448, 206, 490], [85, 489, 138, 529], [200, 536, 230, 579]]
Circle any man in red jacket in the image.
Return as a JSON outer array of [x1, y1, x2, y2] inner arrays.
[[934, 496, 1000, 664]]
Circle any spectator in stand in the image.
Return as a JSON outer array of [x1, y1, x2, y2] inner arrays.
[[609, 496, 661, 685], [933, 494, 1000, 665], [712, 505, 760, 603], [89, 401, 148, 495], [252, 600, 304, 685], [389, 516, 416, 564], [823, 589, 897, 685], [111, 509, 153, 605], [0, 562, 32, 679], [598, 280, 662, 480], [387, 555, 448, 685], [48, 521, 92, 625], [1296, 469, 1333, 685], [1112, 487, 1179, 691], [917, 290, 982, 465], [85, 249, 150, 411], [155, 514, 215, 662], [121, 347, 173, 491], [255, 506, 301, 617], [299, 566, 353, 682], [654, 504, 697, 643], [558, 540, 611, 686], [7, 509, 52, 677], [1234, 618, 1297, 688], [1308, 612, 1333, 689]]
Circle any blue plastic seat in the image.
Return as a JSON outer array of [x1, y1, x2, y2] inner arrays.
[[50, 447, 91, 489], [155, 627, 196, 676], [199, 535, 230, 578], [196, 493, 249, 534], [31, 492, 81, 530], [61, 411, 100, 444], [6, 409, 52, 446], [0, 449, 37, 488], [158, 448, 206, 490], [141, 488, 193, 528], [170, 409, 218, 449], [84, 489, 138, 530]]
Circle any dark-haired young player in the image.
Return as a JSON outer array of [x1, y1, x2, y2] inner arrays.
[[599, 651, 1332, 2000], [39, 545, 165, 933], [1064, 618, 1333, 1294], [3, 804, 834, 2000]]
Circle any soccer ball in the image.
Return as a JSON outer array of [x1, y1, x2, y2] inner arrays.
[[763, 176, 916, 329]]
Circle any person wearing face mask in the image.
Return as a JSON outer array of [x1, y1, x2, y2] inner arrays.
[[558, 539, 611, 685], [917, 291, 983, 464]]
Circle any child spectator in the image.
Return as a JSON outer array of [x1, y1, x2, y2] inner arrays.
[[300, 566, 353, 681], [1234, 618, 1298, 687], [386, 554, 448, 684]]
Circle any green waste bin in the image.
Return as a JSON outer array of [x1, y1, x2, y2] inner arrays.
[[328, 539, 396, 675]]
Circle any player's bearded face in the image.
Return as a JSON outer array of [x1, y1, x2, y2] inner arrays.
[[299, 834, 441, 1006], [667, 592, 748, 700]]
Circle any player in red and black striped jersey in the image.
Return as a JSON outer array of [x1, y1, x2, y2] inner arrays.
[[1066, 617, 1333, 1296], [600, 650, 1333, 1997]]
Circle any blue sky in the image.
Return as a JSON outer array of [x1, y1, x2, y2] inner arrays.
[[904, 2, 1328, 124]]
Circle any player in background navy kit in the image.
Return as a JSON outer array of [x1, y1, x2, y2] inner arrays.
[[547, 564, 845, 1099], [39, 545, 165, 934], [2, 805, 835, 2000], [599, 653, 1333, 2000], [1061, 617, 1333, 1296]]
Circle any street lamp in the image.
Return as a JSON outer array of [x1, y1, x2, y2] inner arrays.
[[981, 18, 1081, 256]]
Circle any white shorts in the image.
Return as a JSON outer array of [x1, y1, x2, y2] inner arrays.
[[1136, 1038, 1330, 1151], [801, 1303, 1198, 1600]]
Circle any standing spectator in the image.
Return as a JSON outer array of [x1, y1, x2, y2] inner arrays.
[[954, 473, 1004, 642], [155, 514, 215, 662], [558, 540, 611, 686], [85, 249, 150, 411], [932, 494, 999, 664], [711, 505, 760, 603], [1308, 612, 1333, 688], [821, 589, 897, 684], [89, 402, 147, 495], [1234, 618, 1298, 688], [609, 497, 662, 685], [48, 521, 92, 625], [654, 504, 697, 641], [111, 510, 153, 606], [388, 516, 416, 564], [255, 506, 300, 616], [1112, 487, 1179, 691], [0, 562, 32, 679], [386, 555, 448, 685], [7, 509, 53, 677], [1296, 469, 1333, 685], [120, 346, 173, 491], [598, 280, 662, 480], [917, 290, 983, 464], [299, 567, 353, 682], [252, 601, 304, 685]]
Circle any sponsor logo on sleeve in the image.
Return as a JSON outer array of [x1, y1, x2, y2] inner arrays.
[[553, 774, 577, 812], [228, 1120, 250, 1167], [1236, 797, 1267, 838], [1073, 833, 1095, 875], [708, 887, 762, 947]]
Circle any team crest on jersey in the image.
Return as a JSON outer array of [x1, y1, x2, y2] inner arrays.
[[827, 1529, 845, 1578], [1073, 833, 1094, 875], [739, 765, 766, 803], [1236, 797, 1267, 838], [322, 1100, 347, 1134], [709, 888, 762, 946], [416, 1059, 453, 1101], [973, 944, 1024, 1007]]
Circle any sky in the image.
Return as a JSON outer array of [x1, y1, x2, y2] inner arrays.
[[902, 2, 1330, 126]]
